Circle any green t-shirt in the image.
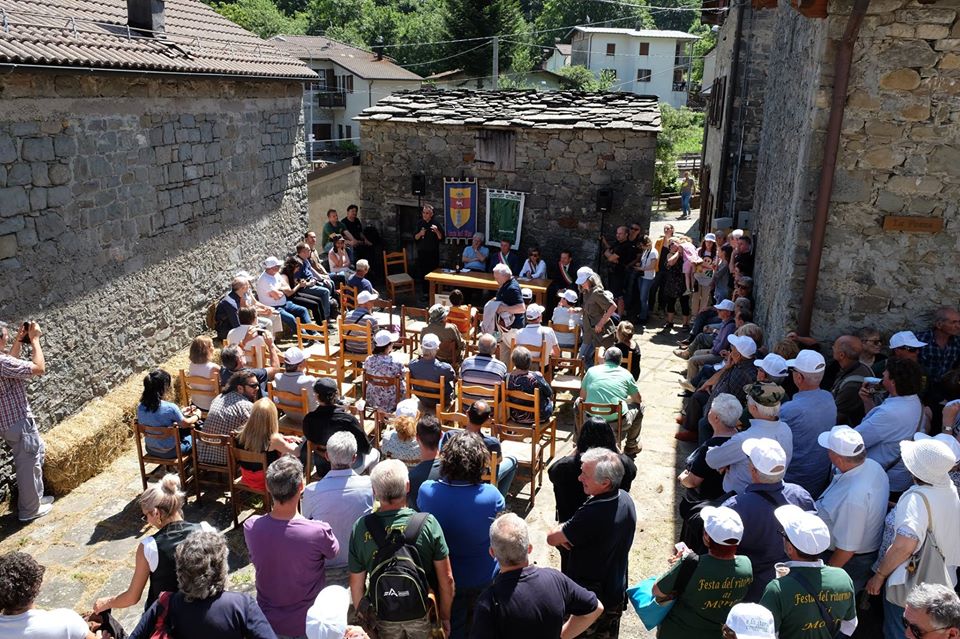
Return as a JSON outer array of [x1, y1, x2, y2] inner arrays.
[[759, 565, 856, 639], [582, 363, 639, 421], [322, 220, 346, 247], [347, 507, 449, 590], [655, 555, 753, 638]]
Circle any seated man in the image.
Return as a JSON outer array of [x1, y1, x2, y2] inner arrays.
[[550, 289, 582, 349], [518, 246, 547, 280], [226, 307, 268, 352], [199, 370, 258, 466], [321, 208, 347, 253], [256, 256, 312, 334], [346, 259, 376, 296], [421, 304, 465, 365], [272, 346, 319, 414], [488, 239, 522, 274], [218, 343, 280, 389], [677, 393, 741, 521], [676, 299, 737, 383], [506, 346, 554, 423], [439, 400, 518, 497], [461, 233, 489, 271], [302, 431, 374, 574], [342, 291, 380, 354], [408, 333, 456, 409], [459, 333, 508, 403], [579, 348, 643, 457], [302, 378, 378, 475], [294, 241, 337, 323], [215, 274, 277, 341], [513, 304, 560, 361]]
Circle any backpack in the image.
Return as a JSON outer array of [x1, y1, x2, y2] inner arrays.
[[364, 512, 432, 622]]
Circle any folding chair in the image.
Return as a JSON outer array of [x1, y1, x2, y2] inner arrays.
[[228, 441, 272, 526], [134, 422, 198, 500], [383, 249, 416, 301]]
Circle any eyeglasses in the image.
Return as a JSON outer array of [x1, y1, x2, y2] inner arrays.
[[243, 382, 259, 388], [903, 615, 949, 638]]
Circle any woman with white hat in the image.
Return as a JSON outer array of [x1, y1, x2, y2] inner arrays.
[[361, 329, 406, 412], [866, 438, 960, 639]]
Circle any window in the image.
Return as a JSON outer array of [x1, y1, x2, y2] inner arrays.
[[606, 43, 616, 56], [345, 125, 352, 141], [636, 69, 652, 82], [337, 74, 354, 94], [639, 42, 649, 56], [337, 124, 343, 140], [708, 76, 727, 127], [475, 129, 516, 171]]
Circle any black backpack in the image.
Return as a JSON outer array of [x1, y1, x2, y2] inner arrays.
[[364, 512, 432, 622]]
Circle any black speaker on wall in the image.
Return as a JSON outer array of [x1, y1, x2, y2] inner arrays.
[[596, 188, 612, 213], [411, 175, 426, 196]]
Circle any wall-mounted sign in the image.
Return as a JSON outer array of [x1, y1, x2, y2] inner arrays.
[[882, 216, 944, 233]]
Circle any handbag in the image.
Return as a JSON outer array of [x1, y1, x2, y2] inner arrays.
[[886, 492, 953, 608], [627, 555, 699, 630], [149, 592, 174, 639]]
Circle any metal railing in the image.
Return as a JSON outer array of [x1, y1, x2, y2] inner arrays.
[[313, 90, 346, 108]]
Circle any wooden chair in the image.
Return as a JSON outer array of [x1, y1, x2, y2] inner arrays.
[[228, 441, 272, 526], [436, 408, 470, 433], [339, 284, 359, 318], [497, 387, 557, 506], [512, 340, 551, 377], [437, 339, 463, 369], [482, 451, 501, 486], [339, 318, 374, 381], [383, 249, 416, 301], [401, 306, 429, 357], [576, 401, 624, 442], [457, 382, 503, 422], [296, 318, 339, 358], [446, 305, 476, 343], [134, 422, 198, 500], [463, 341, 482, 359], [550, 321, 581, 359], [406, 372, 447, 413], [594, 346, 634, 376], [549, 356, 585, 410], [304, 354, 353, 399], [267, 384, 310, 435], [190, 429, 233, 501], [178, 370, 220, 417], [362, 372, 403, 424]]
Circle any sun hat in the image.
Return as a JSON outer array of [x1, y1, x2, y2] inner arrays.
[[731, 229, 744, 239], [754, 353, 788, 378], [742, 438, 787, 475], [901, 439, 957, 486], [561, 289, 579, 304], [357, 290, 379, 305], [262, 256, 282, 269], [395, 398, 420, 419], [704, 232, 717, 242], [305, 585, 349, 639], [727, 334, 757, 358], [701, 506, 744, 545], [725, 603, 776, 639], [525, 304, 544, 320], [283, 347, 305, 365], [373, 329, 400, 348], [714, 299, 736, 312], [743, 382, 785, 407], [575, 267, 594, 286], [914, 432, 960, 464], [774, 505, 831, 555], [428, 303, 449, 323], [521, 288, 533, 301], [785, 349, 826, 374], [817, 425, 865, 457], [421, 333, 441, 350], [890, 330, 927, 349]]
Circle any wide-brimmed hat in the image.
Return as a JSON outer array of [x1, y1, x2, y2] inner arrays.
[[914, 432, 960, 464], [428, 304, 448, 323], [901, 439, 957, 485]]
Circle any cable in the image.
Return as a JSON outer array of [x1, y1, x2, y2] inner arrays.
[[398, 40, 493, 68]]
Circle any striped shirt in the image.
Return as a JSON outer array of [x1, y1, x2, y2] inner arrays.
[[459, 354, 507, 400]]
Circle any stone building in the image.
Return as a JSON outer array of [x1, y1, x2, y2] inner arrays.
[[355, 89, 659, 268], [0, 1, 314, 433]]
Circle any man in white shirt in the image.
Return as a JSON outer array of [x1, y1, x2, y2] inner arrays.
[[227, 307, 268, 351], [302, 432, 374, 574], [815, 425, 889, 592], [256, 255, 312, 333], [513, 304, 560, 360], [0, 552, 95, 639], [273, 347, 318, 413]]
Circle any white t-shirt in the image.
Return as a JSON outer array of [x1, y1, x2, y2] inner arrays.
[[639, 248, 659, 280], [256, 271, 286, 307], [889, 484, 960, 588], [550, 307, 582, 346], [514, 324, 559, 357], [226, 324, 266, 350], [187, 361, 220, 410], [0, 608, 90, 639]]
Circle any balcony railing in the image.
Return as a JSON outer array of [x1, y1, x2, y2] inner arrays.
[[314, 90, 346, 108], [673, 81, 689, 92]]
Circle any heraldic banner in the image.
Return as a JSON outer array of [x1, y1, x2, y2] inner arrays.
[[443, 178, 478, 240], [485, 189, 526, 249]]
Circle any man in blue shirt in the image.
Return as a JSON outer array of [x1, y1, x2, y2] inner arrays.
[[439, 400, 518, 497], [781, 350, 837, 498], [492, 263, 525, 358]]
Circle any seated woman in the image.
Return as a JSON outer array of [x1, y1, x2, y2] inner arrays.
[[446, 289, 473, 336], [362, 329, 407, 412], [518, 246, 547, 279], [2, 552, 96, 639], [380, 398, 422, 465], [610, 321, 642, 380], [138, 369, 199, 458], [186, 336, 220, 412], [327, 234, 353, 286], [235, 397, 300, 492], [505, 346, 553, 424], [279, 255, 326, 324], [461, 233, 489, 271]]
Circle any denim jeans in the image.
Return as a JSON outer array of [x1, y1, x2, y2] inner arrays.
[[690, 309, 718, 339], [146, 435, 193, 460], [299, 284, 332, 320], [681, 192, 692, 216], [497, 455, 519, 497], [637, 277, 654, 321], [277, 300, 311, 332], [3, 417, 45, 519], [883, 594, 906, 639]]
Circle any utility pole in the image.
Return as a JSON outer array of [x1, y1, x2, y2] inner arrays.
[[492, 36, 499, 88]]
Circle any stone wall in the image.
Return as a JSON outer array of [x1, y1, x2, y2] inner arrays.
[[0, 72, 309, 429], [358, 121, 657, 268], [752, 0, 960, 343]]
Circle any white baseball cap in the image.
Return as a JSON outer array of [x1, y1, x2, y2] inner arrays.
[[704, 232, 717, 242], [575, 267, 594, 286], [742, 438, 787, 475], [701, 506, 744, 545], [521, 287, 533, 300], [373, 329, 399, 347], [283, 346, 305, 365], [357, 290, 379, 305], [890, 330, 927, 349], [727, 334, 757, 358], [525, 304, 544, 320], [725, 603, 776, 639], [754, 353, 788, 378], [774, 504, 831, 555], [731, 229, 744, 239], [786, 349, 826, 374], [560, 289, 579, 304], [714, 299, 736, 312], [395, 398, 420, 418], [262, 256, 282, 269], [305, 585, 349, 639], [817, 425, 865, 457], [914, 432, 960, 464], [421, 333, 441, 350]]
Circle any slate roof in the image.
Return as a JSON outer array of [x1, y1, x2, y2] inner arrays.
[[555, 43, 572, 56], [572, 26, 701, 41], [269, 35, 423, 81], [0, 0, 316, 79], [355, 89, 661, 132]]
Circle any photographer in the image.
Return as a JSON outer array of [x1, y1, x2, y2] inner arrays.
[[0, 320, 51, 522]]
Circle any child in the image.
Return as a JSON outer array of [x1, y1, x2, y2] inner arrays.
[[446, 289, 473, 336], [679, 240, 702, 296]]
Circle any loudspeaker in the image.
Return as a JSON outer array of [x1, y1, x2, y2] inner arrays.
[[596, 188, 612, 213], [411, 175, 426, 196]]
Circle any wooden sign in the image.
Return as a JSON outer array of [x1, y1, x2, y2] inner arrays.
[[882, 216, 944, 233]]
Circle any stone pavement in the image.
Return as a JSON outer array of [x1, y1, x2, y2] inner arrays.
[[0, 208, 704, 637]]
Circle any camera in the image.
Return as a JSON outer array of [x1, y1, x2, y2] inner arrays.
[[20, 322, 30, 344]]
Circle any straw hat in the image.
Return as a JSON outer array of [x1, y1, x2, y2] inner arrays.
[[900, 439, 957, 486]]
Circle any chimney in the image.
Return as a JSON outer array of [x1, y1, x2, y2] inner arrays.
[[127, 0, 165, 37], [374, 35, 384, 61]]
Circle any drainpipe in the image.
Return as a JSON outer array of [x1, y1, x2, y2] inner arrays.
[[714, 1, 745, 223], [797, 0, 871, 336]]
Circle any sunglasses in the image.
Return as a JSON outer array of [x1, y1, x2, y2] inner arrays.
[[244, 382, 259, 388], [903, 615, 949, 638]]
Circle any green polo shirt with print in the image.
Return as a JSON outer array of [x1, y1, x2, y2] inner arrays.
[[655, 554, 753, 638], [760, 565, 857, 639]]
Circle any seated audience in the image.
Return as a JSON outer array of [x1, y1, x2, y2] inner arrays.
[[327, 234, 353, 283], [302, 431, 374, 570], [440, 400, 519, 497], [302, 230, 337, 294], [858, 326, 885, 370], [677, 393, 741, 521], [781, 350, 837, 497], [186, 336, 220, 412], [874, 330, 928, 378], [342, 291, 380, 354], [234, 398, 299, 492], [518, 246, 546, 279], [199, 370, 258, 466], [488, 239, 522, 274], [461, 233, 489, 271], [408, 334, 456, 408], [273, 346, 319, 413], [292, 245, 338, 321], [579, 348, 643, 457], [610, 321, 642, 380], [226, 307, 268, 352], [244, 457, 339, 639], [322, 209, 347, 251], [459, 333, 508, 402], [513, 304, 560, 361], [676, 299, 736, 384], [408, 416, 443, 509], [830, 334, 873, 426], [0, 552, 95, 639], [346, 259, 376, 296], [380, 398, 422, 464], [138, 369, 198, 458], [550, 289, 582, 348], [280, 255, 330, 325], [362, 330, 406, 412], [506, 346, 554, 423], [219, 343, 280, 389], [214, 274, 276, 341], [303, 378, 378, 475], [421, 304, 465, 365], [445, 290, 473, 335], [256, 256, 312, 334]]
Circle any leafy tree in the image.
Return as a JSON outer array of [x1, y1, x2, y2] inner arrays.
[[443, 0, 525, 78], [213, 0, 307, 38], [556, 65, 616, 91], [688, 20, 717, 86], [534, 0, 652, 47], [649, 0, 700, 32], [655, 103, 704, 194]]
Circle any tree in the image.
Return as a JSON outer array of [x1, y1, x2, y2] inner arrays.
[[444, 0, 525, 79], [534, 0, 652, 47], [213, 0, 307, 38], [649, 0, 700, 32], [556, 65, 616, 91], [688, 20, 717, 87], [655, 103, 704, 194]]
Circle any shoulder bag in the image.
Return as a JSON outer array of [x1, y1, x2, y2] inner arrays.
[[788, 570, 842, 639], [886, 491, 953, 607], [149, 592, 174, 639], [627, 554, 700, 630]]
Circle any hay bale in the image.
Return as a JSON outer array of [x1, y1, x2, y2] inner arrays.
[[43, 349, 193, 496]]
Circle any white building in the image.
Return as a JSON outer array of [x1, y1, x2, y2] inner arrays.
[[543, 43, 571, 73], [568, 27, 699, 108], [426, 67, 569, 91], [269, 35, 423, 160]]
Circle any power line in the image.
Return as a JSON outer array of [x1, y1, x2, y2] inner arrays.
[[398, 40, 493, 68]]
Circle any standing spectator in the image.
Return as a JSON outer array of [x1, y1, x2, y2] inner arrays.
[[198, 370, 258, 467], [579, 348, 644, 457], [873, 330, 928, 379], [650, 224, 675, 314], [302, 379, 377, 476], [440, 400, 518, 497], [470, 514, 603, 639], [760, 506, 858, 638], [418, 432, 505, 638], [678, 171, 695, 220], [519, 246, 547, 280], [302, 431, 374, 572], [858, 326, 885, 370], [577, 268, 617, 367], [634, 236, 658, 324], [137, 369, 199, 459], [506, 346, 554, 423], [408, 416, 442, 509], [409, 334, 456, 409], [902, 584, 960, 639], [781, 350, 837, 497], [348, 460, 454, 638], [491, 263, 526, 358], [461, 233, 489, 271], [547, 449, 637, 637], [0, 320, 50, 522], [342, 204, 372, 264], [660, 239, 691, 330], [362, 330, 406, 412], [245, 457, 339, 639], [0, 552, 94, 639], [830, 335, 873, 426], [421, 306, 465, 365], [722, 439, 815, 602], [814, 426, 889, 592], [654, 506, 753, 638], [257, 256, 313, 334], [916, 307, 960, 388], [273, 346, 319, 414], [732, 235, 754, 278], [602, 226, 638, 316], [690, 233, 717, 316], [712, 245, 734, 305], [415, 204, 444, 285]]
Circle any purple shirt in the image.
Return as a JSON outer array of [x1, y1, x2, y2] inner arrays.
[[710, 318, 737, 357], [243, 514, 339, 637]]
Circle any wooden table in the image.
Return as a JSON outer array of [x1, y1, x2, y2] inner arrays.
[[425, 269, 552, 305]]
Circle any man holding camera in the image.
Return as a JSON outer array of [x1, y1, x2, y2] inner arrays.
[[0, 321, 51, 522]]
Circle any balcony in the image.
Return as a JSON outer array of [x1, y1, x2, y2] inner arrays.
[[673, 81, 689, 92], [315, 90, 346, 108]]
